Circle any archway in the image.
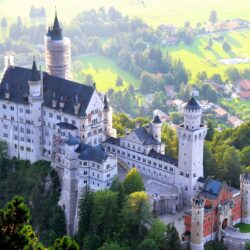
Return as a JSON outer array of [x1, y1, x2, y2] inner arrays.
[[222, 218, 228, 229]]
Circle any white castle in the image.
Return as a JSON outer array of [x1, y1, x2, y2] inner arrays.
[[0, 12, 218, 238]]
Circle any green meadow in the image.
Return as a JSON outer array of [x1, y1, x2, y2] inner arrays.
[[73, 55, 140, 92], [164, 30, 250, 82], [0, 0, 250, 27]]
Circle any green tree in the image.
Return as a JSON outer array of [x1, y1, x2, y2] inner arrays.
[[170, 112, 183, 124], [116, 76, 124, 87], [209, 10, 218, 24], [138, 238, 157, 250], [77, 186, 94, 248], [225, 67, 240, 81], [223, 42, 231, 52], [123, 168, 145, 195], [0, 196, 43, 250], [91, 190, 119, 242], [120, 192, 150, 248], [98, 242, 124, 250], [241, 146, 250, 167], [205, 240, 227, 250], [52, 236, 79, 250], [211, 73, 223, 84], [207, 37, 213, 50]]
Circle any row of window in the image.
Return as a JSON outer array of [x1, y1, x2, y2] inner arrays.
[[14, 144, 32, 152], [43, 110, 76, 125], [180, 171, 196, 178], [109, 146, 173, 172], [83, 179, 110, 188], [2, 105, 31, 114]]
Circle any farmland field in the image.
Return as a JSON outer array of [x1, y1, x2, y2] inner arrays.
[[1, 0, 250, 27], [73, 55, 140, 92], [163, 29, 250, 82]]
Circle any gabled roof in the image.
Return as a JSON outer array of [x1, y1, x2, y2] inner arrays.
[[134, 127, 161, 145], [77, 144, 109, 163], [184, 97, 201, 111], [0, 66, 94, 117]]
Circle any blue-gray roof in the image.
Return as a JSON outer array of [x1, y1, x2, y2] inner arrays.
[[152, 115, 162, 124], [77, 144, 109, 163], [200, 178, 223, 199], [134, 127, 161, 145], [184, 97, 201, 111], [65, 135, 81, 146], [56, 122, 77, 130], [0, 66, 94, 117], [105, 137, 120, 145], [148, 149, 178, 166]]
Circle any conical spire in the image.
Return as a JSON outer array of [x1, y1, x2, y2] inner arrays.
[[30, 57, 40, 82], [51, 10, 62, 40], [152, 115, 162, 124], [104, 94, 109, 110], [184, 97, 201, 111]]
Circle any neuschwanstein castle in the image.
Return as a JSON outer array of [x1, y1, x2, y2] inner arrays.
[[1, 12, 249, 250]]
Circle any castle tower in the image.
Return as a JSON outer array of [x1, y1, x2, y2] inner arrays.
[[103, 95, 113, 137], [240, 172, 250, 224], [45, 11, 71, 79], [177, 98, 207, 203], [28, 59, 43, 162], [151, 115, 162, 142], [190, 197, 205, 250]]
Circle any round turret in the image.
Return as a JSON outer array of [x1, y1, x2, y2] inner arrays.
[[240, 172, 250, 224], [184, 97, 202, 131], [151, 115, 162, 142], [190, 197, 205, 250]]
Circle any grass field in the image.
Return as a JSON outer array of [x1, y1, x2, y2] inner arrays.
[[235, 223, 250, 233], [162, 29, 250, 82], [73, 55, 140, 92], [1, 0, 250, 27]]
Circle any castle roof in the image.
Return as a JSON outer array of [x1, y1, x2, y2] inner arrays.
[[0, 66, 94, 117], [30, 59, 40, 82], [56, 122, 77, 130], [200, 178, 223, 199], [65, 134, 81, 146], [148, 149, 178, 166], [77, 144, 109, 163], [51, 12, 62, 40], [152, 115, 162, 124], [104, 94, 109, 110], [134, 127, 161, 145], [184, 97, 201, 111]]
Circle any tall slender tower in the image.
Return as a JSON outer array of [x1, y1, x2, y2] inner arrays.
[[45, 11, 71, 79], [177, 98, 207, 203], [190, 197, 205, 250], [240, 172, 250, 224], [28, 59, 43, 162]]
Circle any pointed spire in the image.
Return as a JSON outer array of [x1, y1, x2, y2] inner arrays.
[[30, 57, 40, 82], [152, 115, 162, 124], [184, 97, 201, 111], [51, 9, 62, 40], [104, 94, 109, 110]]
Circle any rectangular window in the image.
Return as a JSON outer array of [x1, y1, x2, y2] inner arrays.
[[10, 106, 14, 111], [25, 109, 30, 114]]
